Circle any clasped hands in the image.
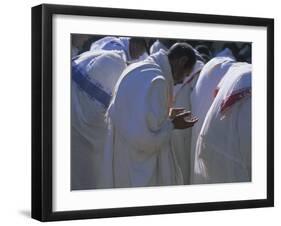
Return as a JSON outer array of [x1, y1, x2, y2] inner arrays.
[[169, 108, 199, 129]]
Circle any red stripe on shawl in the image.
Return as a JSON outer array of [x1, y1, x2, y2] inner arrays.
[[220, 87, 251, 113]]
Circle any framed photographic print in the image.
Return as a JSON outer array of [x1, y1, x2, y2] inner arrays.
[[31, 3, 274, 221]]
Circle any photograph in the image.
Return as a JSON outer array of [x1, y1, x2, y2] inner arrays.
[[31, 4, 273, 221], [71, 34, 252, 190]]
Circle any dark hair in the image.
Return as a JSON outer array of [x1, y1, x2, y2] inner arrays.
[[159, 39, 177, 49], [167, 43, 196, 69], [222, 42, 240, 59], [130, 37, 148, 53], [195, 44, 212, 58], [238, 43, 252, 63]]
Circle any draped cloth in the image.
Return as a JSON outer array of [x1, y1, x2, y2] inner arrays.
[[100, 50, 183, 188], [190, 48, 236, 182], [90, 36, 130, 61], [71, 51, 126, 190], [171, 60, 204, 184], [90, 36, 149, 63], [192, 63, 252, 184], [150, 40, 168, 55]]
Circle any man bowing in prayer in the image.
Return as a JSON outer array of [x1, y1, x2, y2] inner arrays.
[[192, 62, 252, 184], [100, 43, 198, 188], [190, 44, 238, 181], [71, 50, 126, 190]]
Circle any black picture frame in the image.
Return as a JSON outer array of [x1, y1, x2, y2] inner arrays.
[[31, 3, 274, 222]]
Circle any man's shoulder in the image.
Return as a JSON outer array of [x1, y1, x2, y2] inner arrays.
[[125, 61, 162, 76]]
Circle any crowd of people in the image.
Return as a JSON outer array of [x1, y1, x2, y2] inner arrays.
[[71, 35, 252, 190]]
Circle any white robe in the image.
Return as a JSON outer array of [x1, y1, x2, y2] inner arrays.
[[171, 60, 204, 184], [90, 36, 130, 60], [71, 50, 126, 190], [71, 46, 79, 58], [90, 36, 149, 63], [150, 40, 168, 55], [101, 50, 183, 188], [190, 48, 236, 181], [192, 62, 252, 184]]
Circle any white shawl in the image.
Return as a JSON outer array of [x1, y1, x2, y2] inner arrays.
[[193, 63, 252, 184], [100, 50, 183, 188]]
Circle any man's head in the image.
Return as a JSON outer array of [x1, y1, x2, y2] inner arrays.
[[238, 43, 251, 63], [222, 42, 240, 60], [167, 43, 196, 85], [129, 37, 148, 60]]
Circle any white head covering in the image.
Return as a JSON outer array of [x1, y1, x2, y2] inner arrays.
[[90, 36, 131, 61], [215, 48, 235, 60], [218, 63, 251, 113], [73, 50, 126, 108]]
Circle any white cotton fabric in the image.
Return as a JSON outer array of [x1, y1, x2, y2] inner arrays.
[[190, 48, 236, 180], [71, 51, 126, 190], [192, 62, 252, 184], [150, 40, 168, 55], [90, 36, 130, 61], [100, 50, 183, 188], [171, 60, 204, 184], [215, 47, 234, 57], [71, 46, 79, 58]]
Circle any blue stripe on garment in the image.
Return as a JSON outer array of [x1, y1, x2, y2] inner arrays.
[[72, 61, 112, 109]]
